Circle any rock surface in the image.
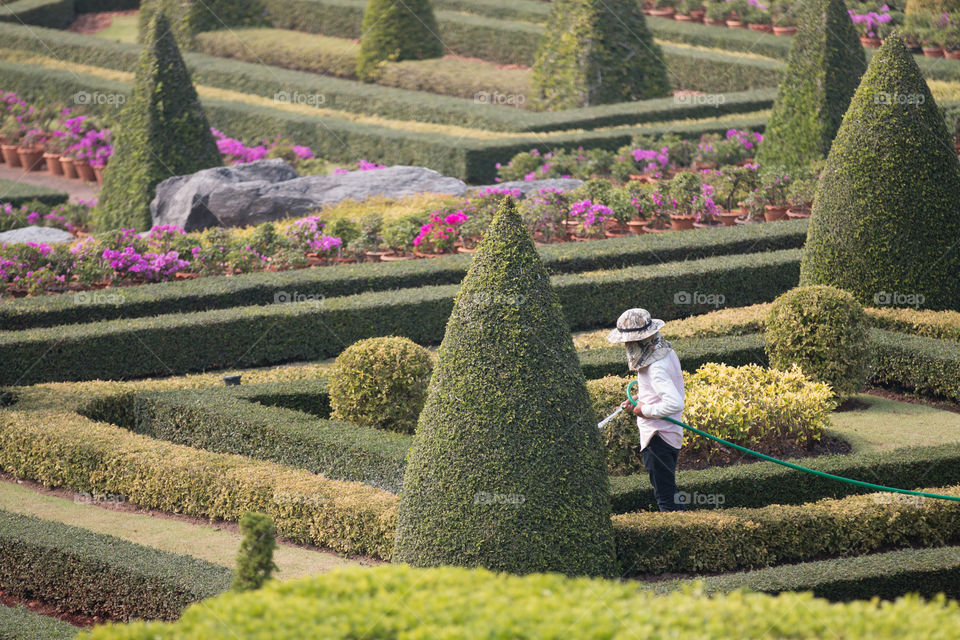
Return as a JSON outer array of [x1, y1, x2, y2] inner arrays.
[[152, 163, 468, 230], [470, 179, 584, 198], [0, 225, 75, 244]]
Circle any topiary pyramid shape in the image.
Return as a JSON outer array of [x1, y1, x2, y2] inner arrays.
[[95, 9, 221, 231], [394, 198, 618, 577], [356, 0, 443, 81], [755, 0, 865, 171], [532, 0, 670, 110], [800, 36, 960, 311]]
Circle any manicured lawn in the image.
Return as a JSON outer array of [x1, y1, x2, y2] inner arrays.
[[0, 480, 370, 578], [828, 394, 960, 453], [93, 13, 139, 44]]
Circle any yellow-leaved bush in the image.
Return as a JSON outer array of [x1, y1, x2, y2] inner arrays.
[[588, 363, 835, 473]]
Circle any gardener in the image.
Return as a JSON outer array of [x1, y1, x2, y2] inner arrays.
[[608, 308, 687, 512]]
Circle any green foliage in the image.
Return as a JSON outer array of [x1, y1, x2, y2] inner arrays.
[[95, 10, 220, 231], [586, 376, 643, 475], [532, 0, 670, 109], [871, 329, 960, 403], [0, 219, 808, 330], [0, 509, 231, 621], [79, 565, 960, 639], [232, 512, 278, 592], [614, 483, 960, 574], [755, 0, 865, 171], [0, 0, 73, 29], [395, 199, 618, 577], [0, 603, 77, 640], [905, 0, 960, 14], [139, 0, 267, 49], [765, 286, 870, 400], [329, 337, 434, 434], [356, 0, 442, 81], [799, 37, 960, 311]]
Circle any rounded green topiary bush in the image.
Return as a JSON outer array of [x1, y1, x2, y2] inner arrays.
[[395, 197, 618, 577], [765, 285, 871, 401], [532, 0, 670, 110], [356, 0, 443, 81], [328, 336, 433, 434], [95, 9, 221, 231], [799, 36, 960, 311], [755, 0, 865, 172]]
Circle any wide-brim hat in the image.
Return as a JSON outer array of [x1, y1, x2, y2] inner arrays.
[[606, 308, 665, 344]]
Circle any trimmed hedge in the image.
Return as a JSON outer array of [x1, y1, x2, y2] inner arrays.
[[0, 249, 802, 385], [665, 546, 960, 602], [800, 37, 960, 311], [614, 483, 960, 574], [0, 219, 809, 330], [0, 178, 68, 207], [872, 329, 960, 403], [138, 0, 266, 49], [0, 604, 77, 640], [356, 0, 442, 81], [0, 0, 73, 28], [78, 565, 960, 639], [0, 509, 232, 621], [0, 409, 398, 558]]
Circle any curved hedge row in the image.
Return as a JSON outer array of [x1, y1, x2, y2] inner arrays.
[[81, 565, 960, 639], [0, 0, 73, 28], [0, 220, 808, 330], [0, 509, 231, 621]]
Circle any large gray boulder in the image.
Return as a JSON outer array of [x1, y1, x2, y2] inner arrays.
[[152, 163, 468, 231], [150, 159, 299, 231], [470, 178, 584, 198], [0, 225, 74, 245]]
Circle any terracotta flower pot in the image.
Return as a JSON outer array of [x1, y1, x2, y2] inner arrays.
[[689, 9, 705, 21], [860, 36, 882, 49], [60, 156, 78, 179], [17, 147, 45, 171], [674, 13, 695, 21], [43, 152, 63, 176], [380, 252, 414, 261], [643, 221, 670, 233], [947, 49, 960, 60], [94, 166, 104, 186], [923, 46, 944, 58], [718, 211, 741, 226], [786, 208, 811, 219], [748, 23, 772, 32], [1, 144, 22, 167], [772, 26, 797, 36], [626, 220, 648, 235], [455, 245, 477, 254], [413, 250, 445, 259], [669, 214, 696, 230], [763, 205, 789, 222], [648, 7, 676, 17], [704, 17, 725, 26], [74, 159, 96, 182], [726, 19, 747, 28]]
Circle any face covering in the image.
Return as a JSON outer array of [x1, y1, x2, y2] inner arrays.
[[625, 333, 673, 371]]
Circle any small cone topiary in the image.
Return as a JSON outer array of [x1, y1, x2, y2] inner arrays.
[[755, 0, 865, 171], [531, 0, 670, 110], [95, 9, 221, 231], [231, 511, 278, 592], [394, 197, 618, 578], [800, 36, 960, 311], [356, 0, 442, 81]]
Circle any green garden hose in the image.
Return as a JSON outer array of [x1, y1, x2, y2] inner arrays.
[[624, 380, 960, 503]]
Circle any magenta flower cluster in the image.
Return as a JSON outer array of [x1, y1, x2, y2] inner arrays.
[[848, 5, 892, 38], [333, 159, 387, 174], [287, 216, 343, 253], [726, 129, 763, 151], [413, 210, 469, 250], [569, 199, 612, 228], [631, 147, 671, 174], [212, 128, 315, 164]]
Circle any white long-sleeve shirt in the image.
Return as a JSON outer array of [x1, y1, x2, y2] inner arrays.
[[635, 350, 685, 450]]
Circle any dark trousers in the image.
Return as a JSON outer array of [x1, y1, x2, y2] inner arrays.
[[642, 433, 686, 512]]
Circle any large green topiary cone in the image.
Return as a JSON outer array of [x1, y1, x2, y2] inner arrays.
[[395, 198, 618, 577], [800, 36, 960, 311], [95, 10, 221, 231], [356, 0, 443, 81], [755, 0, 865, 171], [532, 0, 670, 110]]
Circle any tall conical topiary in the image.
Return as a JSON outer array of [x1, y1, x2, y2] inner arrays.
[[532, 0, 670, 110], [800, 36, 960, 311], [755, 0, 865, 171], [395, 198, 618, 577], [95, 10, 220, 231], [356, 0, 442, 81]]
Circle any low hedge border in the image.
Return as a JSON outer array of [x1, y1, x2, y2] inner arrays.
[[0, 22, 776, 133], [0, 409, 398, 558], [0, 249, 802, 385], [0, 508, 232, 621], [0, 0, 73, 29], [614, 483, 960, 575], [660, 545, 960, 602], [0, 177, 69, 208], [0, 604, 77, 640], [0, 220, 809, 330], [872, 329, 960, 403]]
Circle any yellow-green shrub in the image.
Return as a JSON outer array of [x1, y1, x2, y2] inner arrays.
[[328, 336, 434, 434], [80, 564, 960, 639], [0, 409, 397, 559], [867, 306, 960, 343]]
